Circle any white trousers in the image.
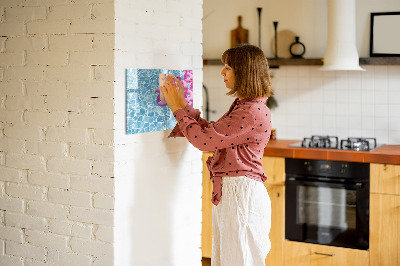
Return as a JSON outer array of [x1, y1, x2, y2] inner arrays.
[[212, 176, 271, 266]]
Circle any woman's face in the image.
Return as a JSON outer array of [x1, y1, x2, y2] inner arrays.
[[220, 64, 235, 89]]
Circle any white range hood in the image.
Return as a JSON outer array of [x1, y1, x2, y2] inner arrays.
[[320, 0, 365, 71]]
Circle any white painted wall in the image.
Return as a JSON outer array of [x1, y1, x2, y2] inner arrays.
[[203, 0, 400, 144], [113, 0, 203, 265], [203, 0, 400, 58], [0, 0, 115, 265]]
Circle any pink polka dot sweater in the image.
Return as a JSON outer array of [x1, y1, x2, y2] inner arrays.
[[169, 97, 272, 206]]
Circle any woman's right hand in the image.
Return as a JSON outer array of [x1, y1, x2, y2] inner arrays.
[[161, 76, 187, 113], [168, 76, 187, 107]]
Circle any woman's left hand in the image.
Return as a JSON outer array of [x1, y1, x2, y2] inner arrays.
[[161, 76, 187, 113]]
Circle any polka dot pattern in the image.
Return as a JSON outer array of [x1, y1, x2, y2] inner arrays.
[[169, 97, 272, 206]]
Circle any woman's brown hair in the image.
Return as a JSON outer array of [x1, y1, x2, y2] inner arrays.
[[221, 44, 273, 99]]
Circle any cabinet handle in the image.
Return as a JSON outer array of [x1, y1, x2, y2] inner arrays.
[[314, 252, 335, 257]]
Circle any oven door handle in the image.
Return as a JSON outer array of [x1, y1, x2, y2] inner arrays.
[[287, 177, 364, 189], [314, 252, 335, 257]]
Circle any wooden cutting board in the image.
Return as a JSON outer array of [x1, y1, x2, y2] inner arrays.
[[231, 16, 249, 48]]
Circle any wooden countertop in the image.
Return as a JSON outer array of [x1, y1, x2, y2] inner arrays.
[[263, 139, 400, 165]]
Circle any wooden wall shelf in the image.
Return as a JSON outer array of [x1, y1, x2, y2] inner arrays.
[[203, 57, 400, 67], [359, 57, 400, 65]]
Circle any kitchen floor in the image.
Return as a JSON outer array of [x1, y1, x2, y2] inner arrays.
[[202, 257, 211, 266]]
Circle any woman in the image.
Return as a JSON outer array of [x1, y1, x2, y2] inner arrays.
[[161, 44, 273, 266]]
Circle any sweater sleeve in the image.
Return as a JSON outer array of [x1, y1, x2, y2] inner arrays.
[[173, 105, 257, 152], [168, 104, 210, 138]]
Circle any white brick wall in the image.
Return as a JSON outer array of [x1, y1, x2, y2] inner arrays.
[[1, 0, 204, 265], [113, 0, 203, 265], [0, 0, 115, 265]]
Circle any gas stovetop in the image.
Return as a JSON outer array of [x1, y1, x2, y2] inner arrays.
[[289, 135, 382, 151]]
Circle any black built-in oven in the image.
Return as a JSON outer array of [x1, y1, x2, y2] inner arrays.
[[285, 158, 369, 250]]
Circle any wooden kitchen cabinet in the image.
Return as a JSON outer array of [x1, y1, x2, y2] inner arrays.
[[264, 184, 285, 266], [284, 241, 369, 266], [202, 152, 213, 258], [370, 163, 400, 195], [370, 163, 400, 266], [201, 154, 286, 266], [261, 156, 285, 266]]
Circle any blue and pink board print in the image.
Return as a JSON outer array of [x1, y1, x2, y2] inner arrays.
[[126, 68, 193, 135]]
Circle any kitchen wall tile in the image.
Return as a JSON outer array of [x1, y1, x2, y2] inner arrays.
[[298, 77, 311, 89], [336, 90, 349, 103], [336, 115, 348, 129], [336, 128, 349, 140], [335, 71, 348, 87], [388, 76, 400, 91], [336, 103, 349, 116], [298, 102, 312, 115], [375, 117, 389, 129], [388, 91, 400, 104], [272, 67, 286, 78], [388, 131, 400, 143], [349, 128, 363, 137], [374, 130, 389, 144], [287, 113, 300, 127], [348, 103, 362, 116], [311, 127, 325, 136], [286, 77, 299, 89], [388, 104, 400, 117], [362, 65, 375, 74], [297, 127, 312, 138], [374, 65, 388, 77], [348, 70, 362, 83], [387, 65, 400, 76], [311, 102, 324, 113], [323, 115, 336, 129], [285, 66, 298, 77], [361, 104, 375, 117], [374, 90, 388, 104], [388, 117, 400, 131], [348, 116, 362, 129], [205, 65, 399, 144], [348, 90, 362, 103], [311, 85, 323, 100], [323, 103, 336, 115], [310, 76, 324, 89], [310, 66, 324, 77], [362, 128, 376, 138], [362, 116, 375, 130], [298, 67, 311, 78], [348, 75, 362, 90], [361, 89, 375, 103], [375, 104, 389, 117], [273, 76, 286, 90], [374, 77, 388, 91], [361, 75, 374, 91], [311, 114, 324, 128], [322, 70, 335, 78], [323, 87, 336, 103]]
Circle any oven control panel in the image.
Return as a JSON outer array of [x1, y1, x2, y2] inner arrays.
[[286, 158, 369, 180]]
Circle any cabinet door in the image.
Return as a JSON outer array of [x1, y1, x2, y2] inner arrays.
[[261, 156, 285, 185], [264, 184, 284, 266], [284, 241, 369, 266], [370, 193, 400, 266], [202, 152, 213, 258], [370, 163, 400, 195]]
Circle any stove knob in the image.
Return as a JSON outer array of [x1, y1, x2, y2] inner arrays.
[[305, 162, 312, 171], [340, 164, 347, 174]]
